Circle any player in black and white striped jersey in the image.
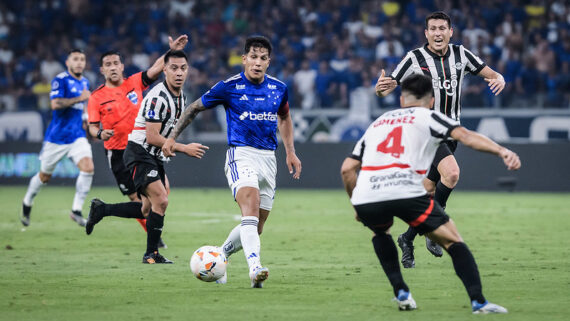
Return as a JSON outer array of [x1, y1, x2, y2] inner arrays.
[[342, 73, 519, 313], [118, 50, 208, 264], [375, 12, 506, 266]]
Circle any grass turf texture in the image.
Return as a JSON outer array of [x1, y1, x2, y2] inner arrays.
[[1, 186, 568, 321]]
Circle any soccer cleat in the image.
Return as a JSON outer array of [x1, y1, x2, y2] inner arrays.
[[86, 198, 105, 235], [250, 266, 269, 288], [142, 251, 173, 264], [397, 234, 415, 268], [20, 202, 31, 226], [472, 301, 508, 314], [394, 289, 417, 311], [425, 237, 443, 257], [70, 210, 87, 227], [157, 238, 168, 249], [215, 271, 227, 284]]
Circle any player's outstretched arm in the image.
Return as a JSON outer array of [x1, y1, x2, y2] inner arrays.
[[478, 66, 506, 96], [162, 97, 206, 157], [146, 34, 189, 80], [450, 126, 521, 170], [375, 69, 398, 97], [278, 112, 302, 179]]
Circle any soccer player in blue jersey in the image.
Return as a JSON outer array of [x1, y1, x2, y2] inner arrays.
[[162, 35, 302, 288], [20, 49, 93, 227]]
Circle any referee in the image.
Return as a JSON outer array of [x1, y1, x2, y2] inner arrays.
[[375, 11, 506, 268]]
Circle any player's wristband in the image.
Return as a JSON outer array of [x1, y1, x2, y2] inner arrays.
[[97, 129, 102, 139]]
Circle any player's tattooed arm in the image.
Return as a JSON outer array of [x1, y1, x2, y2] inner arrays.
[[162, 98, 207, 157], [51, 89, 91, 110]]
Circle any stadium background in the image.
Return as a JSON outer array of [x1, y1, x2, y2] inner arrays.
[[0, 0, 569, 190]]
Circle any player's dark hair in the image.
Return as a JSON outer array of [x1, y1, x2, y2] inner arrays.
[[164, 50, 188, 63], [244, 35, 272, 56], [401, 73, 433, 100], [100, 50, 123, 66], [68, 48, 84, 56], [425, 11, 452, 29]]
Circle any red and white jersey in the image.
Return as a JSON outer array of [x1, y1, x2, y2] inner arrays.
[[350, 107, 459, 205]]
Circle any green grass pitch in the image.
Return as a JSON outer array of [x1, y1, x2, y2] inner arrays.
[[1, 186, 568, 321]]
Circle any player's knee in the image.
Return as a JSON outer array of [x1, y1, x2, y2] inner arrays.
[[39, 172, 52, 183], [154, 195, 169, 212], [423, 179, 436, 194], [442, 168, 460, 186]]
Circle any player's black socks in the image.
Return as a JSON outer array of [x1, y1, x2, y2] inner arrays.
[[145, 211, 164, 254], [402, 227, 418, 241], [104, 202, 144, 219], [434, 181, 453, 209], [447, 242, 486, 304], [372, 234, 409, 297]]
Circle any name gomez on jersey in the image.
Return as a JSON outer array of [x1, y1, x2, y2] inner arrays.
[[350, 107, 459, 205]]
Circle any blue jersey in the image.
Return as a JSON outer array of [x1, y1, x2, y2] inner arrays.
[[201, 72, 289, 150], [45, 71, 90, 144]]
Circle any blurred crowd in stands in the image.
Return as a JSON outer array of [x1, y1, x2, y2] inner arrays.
[[1, 0, 570, 119]]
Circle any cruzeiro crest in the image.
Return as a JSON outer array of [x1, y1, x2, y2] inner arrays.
[[127, 90, 138, 104]]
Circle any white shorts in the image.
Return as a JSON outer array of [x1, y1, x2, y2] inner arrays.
[[39, 137, 93, 174], [224, 146, 277, 211]]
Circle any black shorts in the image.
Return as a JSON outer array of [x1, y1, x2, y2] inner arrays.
[[354, 194, 450, 235], [123, 142, 166, 197], [426, 140, 458, 182], [105, 149, 136, 195]]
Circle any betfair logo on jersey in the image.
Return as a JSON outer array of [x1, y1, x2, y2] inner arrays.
[[239, 111, 277, 121], [432, 75, 458, 96]]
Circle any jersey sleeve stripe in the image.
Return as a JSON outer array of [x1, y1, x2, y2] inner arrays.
[[393, 58, 413, 84]]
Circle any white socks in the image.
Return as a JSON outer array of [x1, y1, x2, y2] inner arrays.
[[240, 216, 261, 270], [23, 173, 45, 206], [222, 224, 242, 257], [72, 171, 93, 212]]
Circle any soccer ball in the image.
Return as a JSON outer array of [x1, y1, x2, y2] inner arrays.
[[190, 246, 227, 282]]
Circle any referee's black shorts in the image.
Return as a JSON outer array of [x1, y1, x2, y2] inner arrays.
[[426, 140, 458, 182], [105, 149, 136, 195], [123, 142, 166, 198], [354, 194, 450, 235]]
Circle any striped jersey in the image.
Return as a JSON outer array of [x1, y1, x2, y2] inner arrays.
[[201, 72, 289, 150], [390, 44, 486, 121], [349, 107, 459, 205], [128, 81, 187, 160]]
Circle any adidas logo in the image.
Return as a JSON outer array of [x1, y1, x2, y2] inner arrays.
[[239, 94, 248, 101]]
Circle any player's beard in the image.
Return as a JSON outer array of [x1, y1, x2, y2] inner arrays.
[[71, 69, 83, 78]]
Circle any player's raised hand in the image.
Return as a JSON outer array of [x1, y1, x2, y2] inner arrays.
[[162, 137, 177, 157], [181, 143, 209, 159], [79, 89, 91, 101], [375, 69, 397, 97], [499, 148, 521, 171], [484, 76, 506, 96], [286, 153, 302, 179], [169, 35, 189, 51]]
